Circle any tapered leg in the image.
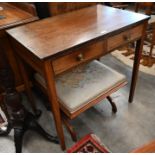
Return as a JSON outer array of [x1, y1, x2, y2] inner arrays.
[[129, 39, 143, 103], [17, 57, 41, 117], [148, 28, 155, 66], [129, 22, 148, 103], [43, 61, 66, 150]]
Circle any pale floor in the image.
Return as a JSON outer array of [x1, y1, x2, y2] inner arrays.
[[0, 54, 155, 153]]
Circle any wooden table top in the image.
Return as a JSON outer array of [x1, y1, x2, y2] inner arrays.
[[7, 4, 149, 60], [0, 3, 38, 30]]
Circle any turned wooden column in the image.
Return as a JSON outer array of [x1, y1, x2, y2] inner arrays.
[[0, 43, 59, 153]]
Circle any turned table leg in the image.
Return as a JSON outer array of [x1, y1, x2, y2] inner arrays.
[[0, 48, 59, 153]]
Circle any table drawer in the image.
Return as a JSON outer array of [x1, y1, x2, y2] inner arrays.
[[107, 24, 144, 51], [52, 40, 106, 75]]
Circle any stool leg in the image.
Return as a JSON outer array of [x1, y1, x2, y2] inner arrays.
[[62, 115, 77, 142], [14, 128, 24, 153], [107, 96, 117, 113]]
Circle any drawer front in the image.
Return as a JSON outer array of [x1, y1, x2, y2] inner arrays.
[[52, 40, 106, 75], [107, 24, 144, 51]]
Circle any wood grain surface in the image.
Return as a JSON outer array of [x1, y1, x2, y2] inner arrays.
[[7, 5, 149, 60]]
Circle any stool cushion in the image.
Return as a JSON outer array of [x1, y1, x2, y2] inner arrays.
[[35, 60, 126, 113]]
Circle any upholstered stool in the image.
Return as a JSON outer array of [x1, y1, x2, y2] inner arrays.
[[34, 60, 127, 141]]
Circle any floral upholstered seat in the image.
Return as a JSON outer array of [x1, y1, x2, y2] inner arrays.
[[35, 60, 127, 114]]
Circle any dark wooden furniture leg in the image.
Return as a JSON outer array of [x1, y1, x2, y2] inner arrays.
[[129, 40, 145, 102], [0, 48, 59, 153], [129, 39, 142, 103], [129, 22, 147, 103], [14, 128, 24, 153], [43, 61, 66, 150], [106, 96, 117, 113], [16, 57, 41, 117]]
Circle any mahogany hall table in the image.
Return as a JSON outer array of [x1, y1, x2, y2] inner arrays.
[[6, 5, 149, 150]]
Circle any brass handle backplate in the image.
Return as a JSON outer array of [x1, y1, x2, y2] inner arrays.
[[123, 34, 130, 42], [76, 53, 84, 61]]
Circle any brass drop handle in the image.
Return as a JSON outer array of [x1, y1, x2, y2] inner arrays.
[[76, 53, 84, 61], [123, 34, 130, 42]]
